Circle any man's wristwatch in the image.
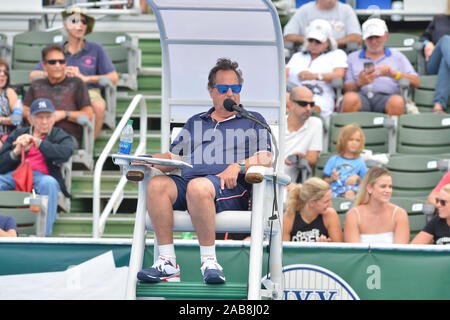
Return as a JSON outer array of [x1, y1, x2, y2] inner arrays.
[[237, 159, 245, 174], [65, 111, 70, 120]]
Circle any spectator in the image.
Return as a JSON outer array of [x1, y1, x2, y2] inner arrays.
[[341, 18, 420, 116], [283, 0, 362, 49], [427, 170, 450, 205], [136, 58, 272, 284], [323, 124, 367, 199], [30, 6, 118, 139], [411, 184, 450, 245], [344, 167, 410, 244], [0, 58, 18, 144], [286, 19, 347, 117], [284, 85, 322, 187], [283, 177, 343, 242], [24, 44, 93, 148], [0, 216, 18, 237], [420, 14, 450, 113], [0, 98, 75, 236]]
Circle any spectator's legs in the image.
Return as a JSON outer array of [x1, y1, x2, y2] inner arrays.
[[0, 171, 15, 190], [185, 177, 217, 246], [147, 175, 178, 245], [427, 35, 450, 111], [384, 95, 405, 116], [341, 92, 362, 112], [92, 99, 106, 139], [33, 172, 60, 236]]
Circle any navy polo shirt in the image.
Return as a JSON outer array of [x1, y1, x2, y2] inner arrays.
[[170, 107, 272, 180], [0, 216, 17, 234], [35, 40, 116, 90]]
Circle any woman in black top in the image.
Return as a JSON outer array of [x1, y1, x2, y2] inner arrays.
[[283, 177, 343, 242], [412, 184, 450, 245]]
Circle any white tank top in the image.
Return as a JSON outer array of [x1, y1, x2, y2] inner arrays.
[[355, 206, 398, 244]]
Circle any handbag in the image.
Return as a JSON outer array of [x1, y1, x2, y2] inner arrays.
[[12, 148, 33, 192]]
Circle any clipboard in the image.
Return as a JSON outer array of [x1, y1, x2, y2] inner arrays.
[[111, 153, 193, 169]]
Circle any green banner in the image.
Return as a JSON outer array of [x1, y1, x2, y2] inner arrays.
[[0, 239, 448, 300]]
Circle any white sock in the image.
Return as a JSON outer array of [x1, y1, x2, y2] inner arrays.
[[200, 245, 216, 262], [158, 244, 176, 264]]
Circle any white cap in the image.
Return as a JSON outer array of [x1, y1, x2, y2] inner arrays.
[[306, 19, 332, 43], [362, 18, 388, 40]]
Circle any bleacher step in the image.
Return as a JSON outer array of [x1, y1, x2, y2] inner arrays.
[[136, 281, 248, 300]]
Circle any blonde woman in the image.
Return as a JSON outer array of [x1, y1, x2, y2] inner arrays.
[[411, 184, 450, 245], [344, 167, 410, 244], [283, 177, 343, 242]]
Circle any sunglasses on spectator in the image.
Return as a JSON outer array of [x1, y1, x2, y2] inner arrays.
[[436, 198, 449, 206], [70, 18, 88, 25], [0, 70, 9, 76], [294, 100, 315, 107], [214, 84, 242, 94], [44, 59, 67, 65]]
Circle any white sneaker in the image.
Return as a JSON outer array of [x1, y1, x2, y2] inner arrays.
[[137, 256, 181, 282], [200, 258, 226, 284]]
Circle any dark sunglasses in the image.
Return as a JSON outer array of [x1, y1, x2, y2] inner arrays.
[[436, 198, 448, 206], [307, 38, 323, 44], [0, 70, 9, 76], [70, 18, 88, 25], [44, 59, 66, 65], [214, 84, 242, 94], [294, 100, 315, 107]]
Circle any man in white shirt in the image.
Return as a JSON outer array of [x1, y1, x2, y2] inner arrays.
[[284, 0, 362, 49], [285, 85, 323, 186]]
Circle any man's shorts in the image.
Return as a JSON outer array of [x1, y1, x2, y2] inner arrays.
[[357, 92, 396, 113], [168, 174, 250, 213], [88, 88, 106, 105]]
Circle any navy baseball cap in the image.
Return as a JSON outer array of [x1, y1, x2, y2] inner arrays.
[[30, 98, 55, 115]]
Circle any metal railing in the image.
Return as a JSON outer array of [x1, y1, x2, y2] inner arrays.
[[92, 94, 147, 238]]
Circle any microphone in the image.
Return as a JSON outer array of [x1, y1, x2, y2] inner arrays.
[[223, 98, 279, 171], [223, 98, 250, 118]]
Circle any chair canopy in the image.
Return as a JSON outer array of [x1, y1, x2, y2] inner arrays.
[[147, 0, 286, 168]]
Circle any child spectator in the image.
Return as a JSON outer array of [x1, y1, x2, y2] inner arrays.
[[283, 177, 343, 242], [323, 124, 367, 199]]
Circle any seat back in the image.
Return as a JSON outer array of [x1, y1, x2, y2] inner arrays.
[[0, 33, 11, 64], [331, 197, 353, 228], [384, 154, 445, 198], [0, 191, 48, 236], [385, 33, 420, 69], [412, 75, 450, 113], [389, 196, 429, 239], [85, 31, 139, 90], [396, 113, 450, 154], [328, 112, 393, 154], [12, 30, 65, 70]]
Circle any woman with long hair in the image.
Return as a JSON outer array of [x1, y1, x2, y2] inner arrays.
[[283, 177, 343, 242], [344, 167, 410, 244], [0, 57, 18, 146]]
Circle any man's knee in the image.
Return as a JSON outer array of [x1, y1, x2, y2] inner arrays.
[[186, 178, 215, 201], [341, 92, 362, 112], [385, 95, 405, 116], [92, 99, 106, 115]]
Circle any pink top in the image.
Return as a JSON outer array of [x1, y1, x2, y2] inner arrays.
[[433, 171, 450, 193], [25, 135, 49, 175]]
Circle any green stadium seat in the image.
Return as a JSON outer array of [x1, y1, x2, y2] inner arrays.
[[385, 33, 420, 69], [384, 154, 446, 198], [328, 112, 395, 154], [396, 113, 450, 154], [412, 75, 450, 113], [0, 191, 47, 236]]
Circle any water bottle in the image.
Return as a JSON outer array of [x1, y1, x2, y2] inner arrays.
[[118, 119, 134, 155], [11, 95, 23, 126]]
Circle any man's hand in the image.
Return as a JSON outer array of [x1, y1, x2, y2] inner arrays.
[[424, 41, 435, 62], [216, 163, 241, 190], [12, 134, 37, 155], [376, 65, 396, 78], [357, 68, 377, 86], [66, 66, 87, 82]]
